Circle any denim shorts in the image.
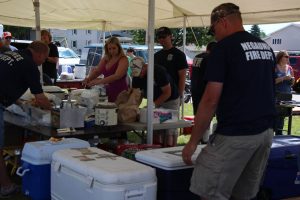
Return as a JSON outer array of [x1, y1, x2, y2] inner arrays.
[[189, 129, 273, 200]]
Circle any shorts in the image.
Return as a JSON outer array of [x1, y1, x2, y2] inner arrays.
[[0, 105, 4, 148], [190, 128, 273, 200]]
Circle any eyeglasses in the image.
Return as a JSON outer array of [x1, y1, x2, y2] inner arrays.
[[5, 37, 12, 40], [284, 55, 289, 58]]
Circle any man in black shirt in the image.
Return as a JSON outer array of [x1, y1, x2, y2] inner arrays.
[[191, 41, 216, 114], [130, 57, 179, 109], [41, 30, 59, 84], [0, 41, 52, 197], [182, 3, 276, 200]]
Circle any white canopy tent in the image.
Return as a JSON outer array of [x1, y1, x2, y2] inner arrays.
[[1, 0, 300, 144], [1, 0, 300, 30]]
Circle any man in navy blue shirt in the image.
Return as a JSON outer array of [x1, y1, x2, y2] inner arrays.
[[182, 3, 276, 200], [0, 41, 52, 197]]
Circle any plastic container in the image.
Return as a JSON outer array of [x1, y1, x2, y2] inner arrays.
[[135, 145, 205, 200], [16, 138, 90, 200], [261, 135, 300, 199], [51, 147, 157, 200], [73, 64, 86, 79]]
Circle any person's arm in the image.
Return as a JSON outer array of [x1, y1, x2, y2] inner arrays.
[[82, 58, 105, 85], [182, 82, 223, 165], [34, 93, 52, 110], [46, 56, 58, 64], [154, 84, 171, 107], [178, 68, 187, 97], [88, 56, 128, 86]]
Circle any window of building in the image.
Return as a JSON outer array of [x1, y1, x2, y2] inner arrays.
[[72, 41, 77, 48], [272, 38, 282, 44], [86, 30, 91, 34], [86, 40, 92, 45], [72, 29, 77, 35]]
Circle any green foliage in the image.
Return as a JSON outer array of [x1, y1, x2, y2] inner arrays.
[[129, 29, 146, 44], [249, 24, 262, 38], [3, 25, 31, 40], [130, 27, 215, 46]]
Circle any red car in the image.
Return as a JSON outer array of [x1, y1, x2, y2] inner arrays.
[[288, 51, 300, 81]]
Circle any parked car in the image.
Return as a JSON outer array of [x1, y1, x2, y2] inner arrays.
[[57, 47, 80, 75], [80, 43, 163, 67]]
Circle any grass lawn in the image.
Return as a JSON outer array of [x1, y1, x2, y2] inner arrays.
[[140, 99, 300, 136]]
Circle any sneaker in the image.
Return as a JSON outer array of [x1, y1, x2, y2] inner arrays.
[[295, 171, 300, 184], [0, 184, 19, 198]]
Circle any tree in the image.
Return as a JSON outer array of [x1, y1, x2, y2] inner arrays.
[[3, 25, 31, 40], [130, 27, 214, 47], [249, 24, 261, 38]]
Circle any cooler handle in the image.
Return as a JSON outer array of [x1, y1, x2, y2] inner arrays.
[[86, 176, 94, 188], [125, 189, 144, 199], [16, 167, 30, 177]]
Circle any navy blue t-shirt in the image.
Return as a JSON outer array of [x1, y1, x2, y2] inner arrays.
[[154, 47, 188, 87], [0, 49, 43, 106], [205, 31, 276, 135], [132, 64, 179, 101]]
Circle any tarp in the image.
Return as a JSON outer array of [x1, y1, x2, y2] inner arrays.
[[1, 0, 300, 30]]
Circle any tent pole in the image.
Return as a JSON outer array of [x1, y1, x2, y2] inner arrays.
[[33, 0, 43, 84], [181, 16, 187, 119], [146, 0, 155, 144]]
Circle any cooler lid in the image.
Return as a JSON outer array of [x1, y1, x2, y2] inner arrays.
[[21, 138, 90, 165], [271, 136, 300, 148], [269, 136, 300, 160], [52, 147, 156, 185], [135, 145, 205, 170]]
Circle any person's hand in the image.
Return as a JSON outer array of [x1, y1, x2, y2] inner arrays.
[[87, 79, 102, 87], [82, 77, 90, 87], [182, 141, 197, 165], [34, 93, 52, 110]]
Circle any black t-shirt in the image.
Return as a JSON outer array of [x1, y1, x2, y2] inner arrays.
[[0, 49, 43, 106], [42, 42, 58, 79], [132, 64, 179, 101], [205, 31, 276, 135], [154, 47, 188, 87], [191, 52, 209, 110]]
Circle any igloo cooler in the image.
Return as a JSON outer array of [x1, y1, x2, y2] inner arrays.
[[16, 138, 90, 200], [51, 147, 157, 200], [260, 136, 300, 199], [135, 145, 205, 200]]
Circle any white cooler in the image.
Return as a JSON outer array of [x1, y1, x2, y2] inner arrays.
[[135, 145, 205, 200], [51, 147, 157, 200], [17, 138, 90, 200]]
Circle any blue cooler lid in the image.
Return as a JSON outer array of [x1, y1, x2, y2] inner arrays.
[[21, 138, 90, 165], [135, 145, 205, 170]]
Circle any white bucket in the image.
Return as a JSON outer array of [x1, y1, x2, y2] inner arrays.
[[74, 64, 86, 79]]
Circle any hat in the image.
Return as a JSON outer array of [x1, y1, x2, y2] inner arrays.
[[156, 27, 172, 38], [3, 32, 12, 39], [208, 3, 241, 35], [130, 57, 145, 77]]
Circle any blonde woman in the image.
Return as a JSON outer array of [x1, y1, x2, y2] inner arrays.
[[275, 50, 294, 93], [275, 50, 294, 135], [83, 37, 129, 102]]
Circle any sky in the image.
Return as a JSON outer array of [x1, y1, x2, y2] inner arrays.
[[244, 22, 300, 35]]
